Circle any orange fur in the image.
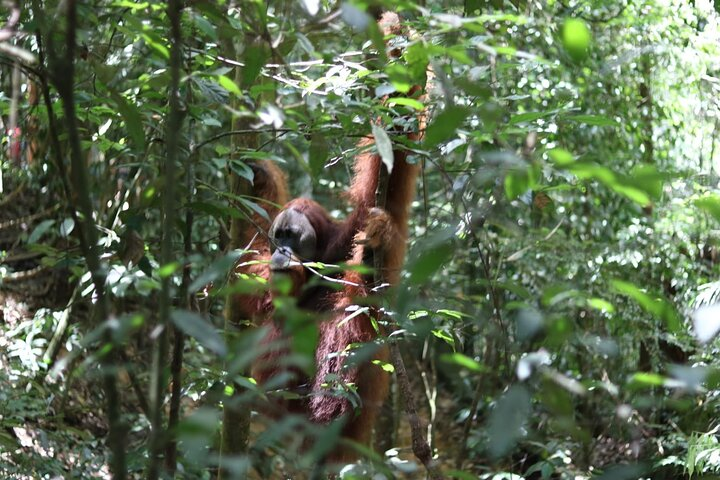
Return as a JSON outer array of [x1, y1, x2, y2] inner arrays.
[[227, 160, 289, 326], [308, 11, 426, 462], [244, 11, 427, 464]]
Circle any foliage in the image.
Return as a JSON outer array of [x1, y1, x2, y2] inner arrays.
[[1, 0, 720, 478]]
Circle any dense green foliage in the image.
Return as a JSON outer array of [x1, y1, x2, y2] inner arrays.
[[2, 0, 720, 478]]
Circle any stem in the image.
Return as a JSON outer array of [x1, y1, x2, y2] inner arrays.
[[148, 0, 184, 478], [165, 47, 196, 472], [373, 161, 442, 480], [45, 0, 125, 477]]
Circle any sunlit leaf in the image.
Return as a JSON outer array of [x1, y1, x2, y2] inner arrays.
[[610, 279, 681, 332], [629, 372, 666, 387], [562, 18, 591, 61], [431, 329, 455, 348], [59, 217, 75, 238], [158, 262, 180, 278], [387, 97, 425, 111], [516, 349, 551, 380], [217, 75, 242, 97], [372, 359, 394, 373], [141, 33, 169, 59], [441, 353, 485, 372], [372, 124, 394, 174], [547, 148, 574, 166], [109, 90, 146, 152], [692, 304, 720, 344], [587, 298, 615, 313], [695, 194, 720, 223], [300, 0, 319, 15]]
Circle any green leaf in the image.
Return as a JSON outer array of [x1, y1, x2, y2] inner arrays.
[[171, 310, 227, 357], [59, 217, 75, 238], [309, 133, 329, 177], [510, 110, 555, 125], [371, 124, 394, 174], [141, 33, 169, 59], [695, 194, 720, 223], [432, 329, 455, 348], [505, 168, 530, 200], [386, 97, 425, 111], [565, 114, 617, 126], [0, 431, 19, 450], [217, 75, 242, 97], [547, 148, 574, 166], [404, 43, 429, 84], [112, 1, 150, 11], [227, 159, 255, 183], [487, 385, 532, 458], [425, 106, 469, 148], [189, 251, 243, 294], [629, 164, 664, 199], [386, 64, 412, 93], [109, 90, 146, 151], [562, 18, 591, 61], [242, 45, 270, 87], [158, 262, 180, 278], [629, 372, 666, 387], [610, 279, 680, 332], [587, 298, 615, 313], [191, 12, 218, 41], [409, 243, 453, 284], [28, 219, 55, 244], [440, 353, 485, 372], [372, 359, 394, 373]]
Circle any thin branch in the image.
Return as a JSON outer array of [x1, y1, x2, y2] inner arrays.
[[0, 0, 20, 42]]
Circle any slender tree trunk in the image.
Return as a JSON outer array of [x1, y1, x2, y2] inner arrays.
[[217, 32, 260, 479], [44, 0, 126, 477], [148, 0, 185, 478]]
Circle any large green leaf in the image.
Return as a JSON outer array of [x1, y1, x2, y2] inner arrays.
[[170, 310, 227, 357]]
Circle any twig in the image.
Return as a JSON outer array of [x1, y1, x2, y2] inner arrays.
[[0, 206, 57, 231], [0, 0, 20, 42], [1, 250, 43, 264]]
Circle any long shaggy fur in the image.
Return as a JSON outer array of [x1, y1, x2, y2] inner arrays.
[[307, 11, 426, 461], [241, 10, 426, 463]]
